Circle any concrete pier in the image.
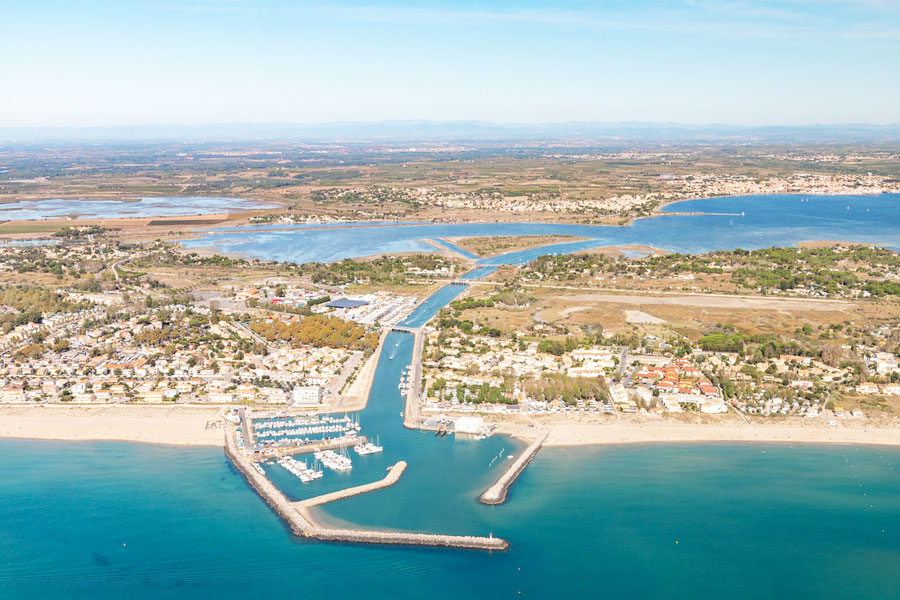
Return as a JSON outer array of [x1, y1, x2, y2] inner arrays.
[[478, 430, 548, 505], [249, 436, 365, 460], [401, 327, 425, 429], [225, 428, 507, 551]]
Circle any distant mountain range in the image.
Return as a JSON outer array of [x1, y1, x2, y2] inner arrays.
[[3, 121, 900, 143]]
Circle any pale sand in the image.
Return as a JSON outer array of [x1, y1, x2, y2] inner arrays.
[[624, 309, 667, 324], [537, 421, 900, 447], [566, 292, 852, 312], [0, 404, 225, 447], [576, 244, 668, 257], [6, 402, 899, 450], [329, 331, 388, 413]]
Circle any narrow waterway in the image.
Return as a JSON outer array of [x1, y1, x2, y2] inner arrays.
[[269, 264, 526, 529]]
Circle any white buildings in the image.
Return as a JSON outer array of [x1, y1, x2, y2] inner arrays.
[[292, 385, 323, 407], [873, 352, 900, 376], [454, 416, 486, 434], [608, 383, 628, 404], [567, 348, 617, 378]]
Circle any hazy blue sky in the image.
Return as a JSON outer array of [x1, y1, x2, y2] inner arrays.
[[2, 0, 898, 127]]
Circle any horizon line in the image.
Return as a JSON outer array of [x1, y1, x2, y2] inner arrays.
[[4, 120, 900, 131]]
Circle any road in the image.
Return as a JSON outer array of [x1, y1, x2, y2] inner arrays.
[[422, 278, 855, 311], [106, 253, 150, 282], [617, 347, 628, 380], [326, 351, 364, 397], [229, 321, 274, 349]]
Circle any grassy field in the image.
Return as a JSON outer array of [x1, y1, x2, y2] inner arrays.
[[446, 279, 900, 344], [0, 222, 65, 235]]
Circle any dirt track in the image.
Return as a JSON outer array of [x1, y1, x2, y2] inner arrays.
[[564, 292, 853, 312]]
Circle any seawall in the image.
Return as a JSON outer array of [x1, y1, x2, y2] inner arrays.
[[479, 430, 548, 505]]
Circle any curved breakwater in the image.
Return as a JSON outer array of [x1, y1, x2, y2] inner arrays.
[[479, 431, 549, 505], [225, 427, 507, 550]]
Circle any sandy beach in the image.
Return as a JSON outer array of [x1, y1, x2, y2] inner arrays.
[[533, 420, 900, 447], [0, 404, 225, 446], [4, 402, 900, 450]]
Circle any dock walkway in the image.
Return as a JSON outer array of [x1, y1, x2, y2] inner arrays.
[[225, 428, 507, 551], [402, 327, 425, 429], [479, 430, 548, 505], [249, 436, 364, 460]]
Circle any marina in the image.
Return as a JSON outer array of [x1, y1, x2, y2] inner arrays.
[[222, 260, 543, 549], [353, 439, 383, 455], [313, 449, 353, 471], [276, 456, 324, 483], [247, 413, 362, 453], [224, 428, 508, 551]]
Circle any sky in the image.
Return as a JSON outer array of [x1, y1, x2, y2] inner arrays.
[[1, 0, 899, 127]]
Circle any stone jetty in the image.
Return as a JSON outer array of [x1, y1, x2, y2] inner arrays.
[[225, 428, 508, 551], [294, 460, 406, 510], [248, 436, 364, 460], [479, 430, 549, 505]]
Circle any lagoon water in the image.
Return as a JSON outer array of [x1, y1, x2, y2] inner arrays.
[[5, 193, 900, 598], [0, 196, 279, 220], [180, 193, 900, 262]]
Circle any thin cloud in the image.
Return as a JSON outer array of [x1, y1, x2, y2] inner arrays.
[[166, 0, 900, 41]]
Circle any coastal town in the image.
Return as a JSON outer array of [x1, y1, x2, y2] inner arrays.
[[1, 230, 898, 450], [1, 132, 899, 550], [244, 170, 900, 223], [6, 0, 900, 596], [417, 317, 900, 424], [5, 140, 900, 228]]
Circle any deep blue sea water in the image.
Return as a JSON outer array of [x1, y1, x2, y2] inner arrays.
[[5, 193, 900, 598], [180, 193, 900, 262]]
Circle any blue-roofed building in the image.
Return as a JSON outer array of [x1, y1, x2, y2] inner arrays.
[[326, 298, 369, 309]]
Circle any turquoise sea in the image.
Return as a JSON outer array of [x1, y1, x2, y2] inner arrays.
[[4, 193, 900, 598], [3, 439, 899, 599]]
